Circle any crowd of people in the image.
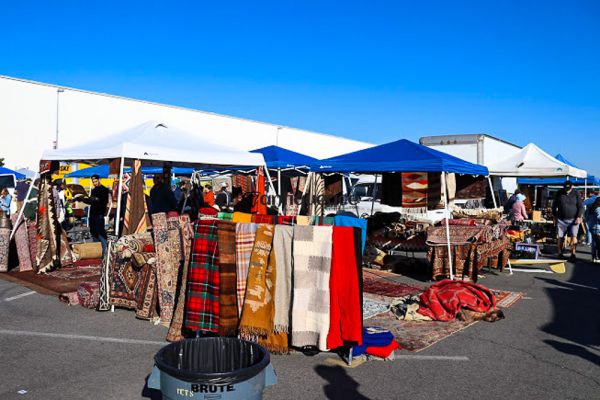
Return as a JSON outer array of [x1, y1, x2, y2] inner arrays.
[[503, 181, 600, 263]]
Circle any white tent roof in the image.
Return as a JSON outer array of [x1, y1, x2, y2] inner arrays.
[[488, 143, 587, 178], [41, 121, 265, 168]]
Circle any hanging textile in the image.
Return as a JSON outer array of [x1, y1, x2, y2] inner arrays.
[[185, 220, 220, 333], [380, 173, 402, 207], [151, 212, 183, 327], [401, 172, 428, 212], [216, 220, 239, 336], [239, 224, 276, 336], [302, 172, 325, 217], [36, 177, 73, 273], [427, 172, 442, 210], [296, 216, 311, 225], [167, 214, 194, 341], [291, 225, 333, 351], [445, 173, 456, 206], [11, 215, 33, 272], [251, 214, 275, 224], [273, 225, 293, 333], [232, 174, 253, 194], [0, 218, 10, 272], [333, 215, 367, 253], [235, 222, 257, 317], [123, 159, 149, 235], [327, 226, 363, 349], [251, 166, 267, 215]]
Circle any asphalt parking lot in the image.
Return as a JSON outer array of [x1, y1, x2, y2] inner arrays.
[[1, 248, 599, 400]]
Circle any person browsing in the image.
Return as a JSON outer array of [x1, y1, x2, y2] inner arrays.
[[78, 174, 109, 255], [552, 181, 584, 262]]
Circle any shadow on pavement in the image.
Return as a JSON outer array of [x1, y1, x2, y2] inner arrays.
[[141, 374, 162, 400], [314, 365, 370, 400], [539, 255, 600, 366]]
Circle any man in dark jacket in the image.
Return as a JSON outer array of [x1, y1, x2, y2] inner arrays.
[[79, 174, 109, 255], [149, 174, 178, 214], [552, 181, 583, 261]]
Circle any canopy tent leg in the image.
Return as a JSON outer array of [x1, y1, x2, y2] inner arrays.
[[263, 165, 280, 213], [443, 172, 455, 280], [9, 172, 38, 241], [487, 176, 498, 209], [370, 174, 378, 216], [585, 178, 588, 199], [87, 180, 92, 227], [114, 155, 125, 237], [277, 168, 284, 214]]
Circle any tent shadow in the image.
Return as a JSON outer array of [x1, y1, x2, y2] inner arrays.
[[543, 339, 600, 367], [314, 365, 371, 400]]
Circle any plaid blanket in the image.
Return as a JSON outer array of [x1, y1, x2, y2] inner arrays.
[[235, 222, 257, 317], [185, 220, 220, 333], [418, 280, 496, 321], [216, 220, 239, 336]]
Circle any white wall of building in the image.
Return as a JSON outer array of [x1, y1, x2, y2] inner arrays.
[[0, 76, 373, 170]]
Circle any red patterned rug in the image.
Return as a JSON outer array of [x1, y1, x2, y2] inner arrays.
[[363, 270, 424, 298], [0, 265, 101, 295]]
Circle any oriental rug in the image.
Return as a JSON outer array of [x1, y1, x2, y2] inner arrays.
[[401, 172, 427, 210], [0, 268, 100, 295]]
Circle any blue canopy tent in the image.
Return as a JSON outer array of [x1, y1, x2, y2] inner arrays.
[[309, 139, 489, 175], [251, 145, 318, 169], [0, 166, 26, 180], [517, 154, 599, 186], [308, 139, 493, 279]]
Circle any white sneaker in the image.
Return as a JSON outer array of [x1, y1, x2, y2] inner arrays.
[[594, 259, 600, 264]]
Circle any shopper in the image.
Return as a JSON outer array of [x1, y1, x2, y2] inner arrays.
[[552, 182, 583, 261], [79, 174, 109, 255], [503, 189, 521, 214], [149, 174, 178, 214], [203, 184, 215, 206], [511, 193, 528, 222], [215, 182, 231, 211], [585, 197, 600, 263], [0, 187, 13, 217], [583, 192, 598, 246]]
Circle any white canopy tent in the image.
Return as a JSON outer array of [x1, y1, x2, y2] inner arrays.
[[488, 143, 587, 178], [41, 121, 266, 168], [39, 121, 269, 237]]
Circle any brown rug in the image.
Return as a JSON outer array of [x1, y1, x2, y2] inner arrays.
[[0, 267, 100, 295]]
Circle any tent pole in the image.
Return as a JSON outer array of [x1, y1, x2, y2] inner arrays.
[[585, 178, 588, 199], [263, 165, 280, 213], [487, 176, 497, 209], [277, 168, 283, 213], [9, 172, 38, 241], [443, 172, 455, 280], [370, 174, 378, 216], [114, 156, 125, 237]]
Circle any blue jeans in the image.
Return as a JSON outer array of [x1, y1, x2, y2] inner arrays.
[[585, 221, 593, 245]]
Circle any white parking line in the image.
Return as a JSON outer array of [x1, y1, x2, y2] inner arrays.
[[4, 291, 36, 302], [394, 355, 469, 361], [0, 329, 167, 346]]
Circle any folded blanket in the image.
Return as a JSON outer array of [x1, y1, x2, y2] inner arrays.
[[366, 340, 400, 359], [334, 215, 367, 253], [232, 212, 252, 223], [273, 225, 293, 333], [353, 326, 395, 356], [292, 225, 333, 351], [418, 279, 496, 321], [185, 220, 220, 332], [235, 223, 257, 317], [327, 226, 362, 349], [216, 220, 239, 336], [239, 224, 276, 336]]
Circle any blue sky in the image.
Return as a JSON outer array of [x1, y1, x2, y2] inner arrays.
[[2, 1, 599, 174]]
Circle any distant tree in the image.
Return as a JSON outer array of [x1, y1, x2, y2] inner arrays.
[[0, 158, 4, 167]]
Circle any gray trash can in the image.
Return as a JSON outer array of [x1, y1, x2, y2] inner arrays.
[[148, 337, 276, 400]]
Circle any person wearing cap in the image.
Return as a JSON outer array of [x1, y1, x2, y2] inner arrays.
[[511, 193, 528, 222], [215, 182, 231, 211], [552, 181, 584, 261]]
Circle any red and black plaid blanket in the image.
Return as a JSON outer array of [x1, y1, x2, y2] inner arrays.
[[418, 279, 496, 321], [185, 220, 220, 333]]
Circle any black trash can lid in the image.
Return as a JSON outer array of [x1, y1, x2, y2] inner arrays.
[[154, 337, 270, 386]]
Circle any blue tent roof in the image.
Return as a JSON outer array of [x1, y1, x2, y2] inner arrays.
[[518, 154, 599, 186], [65, 165, 194, 178], [250, 145, 317, 169], [0, 167, 26, 180], [308, 139, 489, 175]]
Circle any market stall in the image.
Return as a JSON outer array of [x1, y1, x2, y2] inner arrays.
[[308, 138, 496, 280]]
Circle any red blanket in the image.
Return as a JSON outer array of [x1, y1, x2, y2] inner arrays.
[[418, 280, 496, 321]]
